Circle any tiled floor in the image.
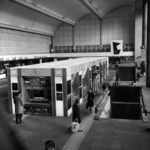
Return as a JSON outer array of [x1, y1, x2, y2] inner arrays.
[[1, 70, 150, 150]]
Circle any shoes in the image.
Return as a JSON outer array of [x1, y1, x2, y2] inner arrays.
[[68, 128, 72, 133], [78, 130, 83, 132], [20, 121, 24, 123], [16, 122, 20, 124]]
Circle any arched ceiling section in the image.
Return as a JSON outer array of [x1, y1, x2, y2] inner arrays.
[[23, 0, 90, 23], [90, 0, 135, 17], [0, 0, 136, 35], [0, 0, 62, 35]]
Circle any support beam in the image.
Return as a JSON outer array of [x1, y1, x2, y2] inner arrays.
[[9, 0, 75, 26], [0, 23, 53, 36], [79, 0, 104, 20]]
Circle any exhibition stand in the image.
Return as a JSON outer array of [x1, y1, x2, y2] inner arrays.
[[7, 57, 108, 117]]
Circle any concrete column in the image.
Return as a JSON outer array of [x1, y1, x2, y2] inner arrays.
[[54, 58, 57, 62], [135, 6, 142, 67], [146, 0, 150, 87], [39, 58, 42, 64], [72, 26, 75, 52]]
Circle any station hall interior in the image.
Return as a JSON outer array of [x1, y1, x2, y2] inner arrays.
[[1, 0, 150, 150]]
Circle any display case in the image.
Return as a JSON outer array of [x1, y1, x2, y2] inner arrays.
[[23, 77, 52, 115]]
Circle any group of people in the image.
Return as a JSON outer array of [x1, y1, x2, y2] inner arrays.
[[13, 84, 108, 149], [68, 83, 110, 133], [68, 88, 95, 133]]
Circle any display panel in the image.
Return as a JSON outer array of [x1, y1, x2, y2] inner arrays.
[[24, 77, 50, 87], [33, 90, 44, 98], [56, 93, 63, 101], [67, 80, 71, 95], [56, 84, 62, 92], [68, 96, 71, 110], [12, 83, 18, 91], [79, 75, 82, 86], [79, 87, 82, 99]]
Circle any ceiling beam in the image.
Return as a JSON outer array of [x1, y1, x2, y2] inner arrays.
[[0, 23, 53, 36], [8, 0, 75, 26], [79, 0, 104, 20]]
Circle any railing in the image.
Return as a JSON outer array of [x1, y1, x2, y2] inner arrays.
[[94, 89, 110, 119]]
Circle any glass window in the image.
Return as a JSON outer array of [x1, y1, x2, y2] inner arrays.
[[56, 84, 62, 92]]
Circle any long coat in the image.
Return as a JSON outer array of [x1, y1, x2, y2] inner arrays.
[[87, 92, 94, 107], [14, 95, 24, 114], [72, 103, 81, 123]]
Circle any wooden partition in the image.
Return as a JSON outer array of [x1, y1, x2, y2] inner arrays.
[[116, 64, 137, 82], [109, 86, 141, 120]]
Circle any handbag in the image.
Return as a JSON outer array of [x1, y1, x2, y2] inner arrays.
[[71, 119, 80, 132]]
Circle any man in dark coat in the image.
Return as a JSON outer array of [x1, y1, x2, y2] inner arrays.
[[72, 99, 81, 123], [14, 92, 24, 124], [87, 89, 94, 114]]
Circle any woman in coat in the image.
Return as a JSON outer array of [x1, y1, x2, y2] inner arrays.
[[68, 99, 82, 132], [14, 92, 24, 124], [87, 89, 94, 114]]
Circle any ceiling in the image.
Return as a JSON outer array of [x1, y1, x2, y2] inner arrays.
[[0, 0, 136, 36]]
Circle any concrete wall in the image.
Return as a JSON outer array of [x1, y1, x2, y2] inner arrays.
[[54, 24, 73, 46], [0, 28, 51, 55], [102, 6, 135, 45]]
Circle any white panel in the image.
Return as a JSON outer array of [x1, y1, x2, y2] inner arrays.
[[68, 107, 72, 116], [56, 101, 64, 116], [11, 77, 18, 83], [67, 67, 71, 81], [55, 77, 62, 83], [100, 98, 111, 118], [55, 77, 63, 116], [80, 98, 83, 104], [0, 74, 6, 79]]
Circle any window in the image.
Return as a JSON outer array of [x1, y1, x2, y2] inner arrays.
[[56, 84, 62, 92], [12, 83, 18, 91], [56, 83, 63, 101], [56, 93, 63, 101]]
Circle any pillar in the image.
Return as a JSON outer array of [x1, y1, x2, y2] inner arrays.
[[146, 0, 150, 87], [39, 58, 42, 64], [135, 1, 142, 67]]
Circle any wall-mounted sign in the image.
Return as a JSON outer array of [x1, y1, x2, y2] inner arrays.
[[111, 40, 123, 55], [55, 69, 62, 76], [21, 69, 36, 76]]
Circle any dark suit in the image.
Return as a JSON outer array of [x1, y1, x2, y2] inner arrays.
[[72, 103, 81, 123], [87, 92, 94, 108]]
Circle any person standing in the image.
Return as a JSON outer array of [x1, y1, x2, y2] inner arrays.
[[14, 92, 24, 124], [45, 140, 55, 150], [68, 99, 83, 132], [87, 89, 94, 114]]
